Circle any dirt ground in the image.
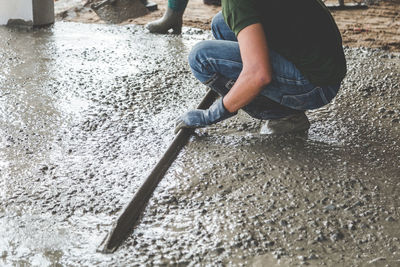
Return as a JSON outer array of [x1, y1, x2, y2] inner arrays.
[[55, 0, 400, 51]]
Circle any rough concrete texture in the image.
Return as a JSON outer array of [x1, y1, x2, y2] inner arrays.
[[0, 23, 399, 266]]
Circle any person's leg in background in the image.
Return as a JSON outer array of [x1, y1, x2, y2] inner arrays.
[[146, 0, 221, 34], [146, 0, 188, 34]]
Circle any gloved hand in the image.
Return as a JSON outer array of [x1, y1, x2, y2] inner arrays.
[[174, 97, 237, 134]]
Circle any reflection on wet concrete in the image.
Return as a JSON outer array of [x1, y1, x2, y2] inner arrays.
[[0, 23, 399, 266]]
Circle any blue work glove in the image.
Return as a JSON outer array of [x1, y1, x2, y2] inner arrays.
[[174, 97, 237, 134]]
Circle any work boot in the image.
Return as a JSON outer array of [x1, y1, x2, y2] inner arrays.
[[203, 0, 221, 6], [146, 7, 184, 34], [260, 112, 310, 135]]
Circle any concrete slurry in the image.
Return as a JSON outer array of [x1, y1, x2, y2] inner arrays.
[[0, 23, 399, 266]]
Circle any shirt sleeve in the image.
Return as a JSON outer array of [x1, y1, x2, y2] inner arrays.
[[222, 0, 261, 36]]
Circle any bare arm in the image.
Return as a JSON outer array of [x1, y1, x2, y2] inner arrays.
[[174, 23, 273, 133], [222, 23, 272, 113]]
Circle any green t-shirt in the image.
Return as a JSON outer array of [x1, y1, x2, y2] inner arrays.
[[222, 0, 347, 86]]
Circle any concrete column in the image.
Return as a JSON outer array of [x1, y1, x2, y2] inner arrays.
[[0, 0, 54, 26], [32, 0, 54, 26]]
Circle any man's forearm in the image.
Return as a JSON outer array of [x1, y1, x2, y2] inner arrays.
[[222, 23, 272, 113], [223, 69, 271, 113]]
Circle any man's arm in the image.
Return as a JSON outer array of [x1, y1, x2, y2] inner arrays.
[[223, 23, 272, 112], [174, 23, 272, 133]]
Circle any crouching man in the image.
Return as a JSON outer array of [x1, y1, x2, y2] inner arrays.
[[175, 0, 346, 135]]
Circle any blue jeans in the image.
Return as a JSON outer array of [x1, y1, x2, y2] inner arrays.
[[188, 12, 341, 120]]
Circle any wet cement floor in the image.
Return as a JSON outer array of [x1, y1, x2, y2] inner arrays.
[[0, 22, 399, 266]]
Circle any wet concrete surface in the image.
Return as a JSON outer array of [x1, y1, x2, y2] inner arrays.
[[0, 23, 399, 266]]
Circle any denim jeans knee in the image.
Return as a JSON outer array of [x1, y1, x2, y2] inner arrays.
[[188, 39, 242, 83], [188, 40, 215, 83]]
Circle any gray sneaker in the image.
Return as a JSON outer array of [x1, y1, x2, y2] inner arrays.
[[260, 112, 310, 135]]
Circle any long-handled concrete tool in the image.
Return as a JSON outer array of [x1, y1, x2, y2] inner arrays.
[[97, 89, 218, 253]]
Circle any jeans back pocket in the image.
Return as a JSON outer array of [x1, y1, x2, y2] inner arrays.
[[281, 85, 339, 110]]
